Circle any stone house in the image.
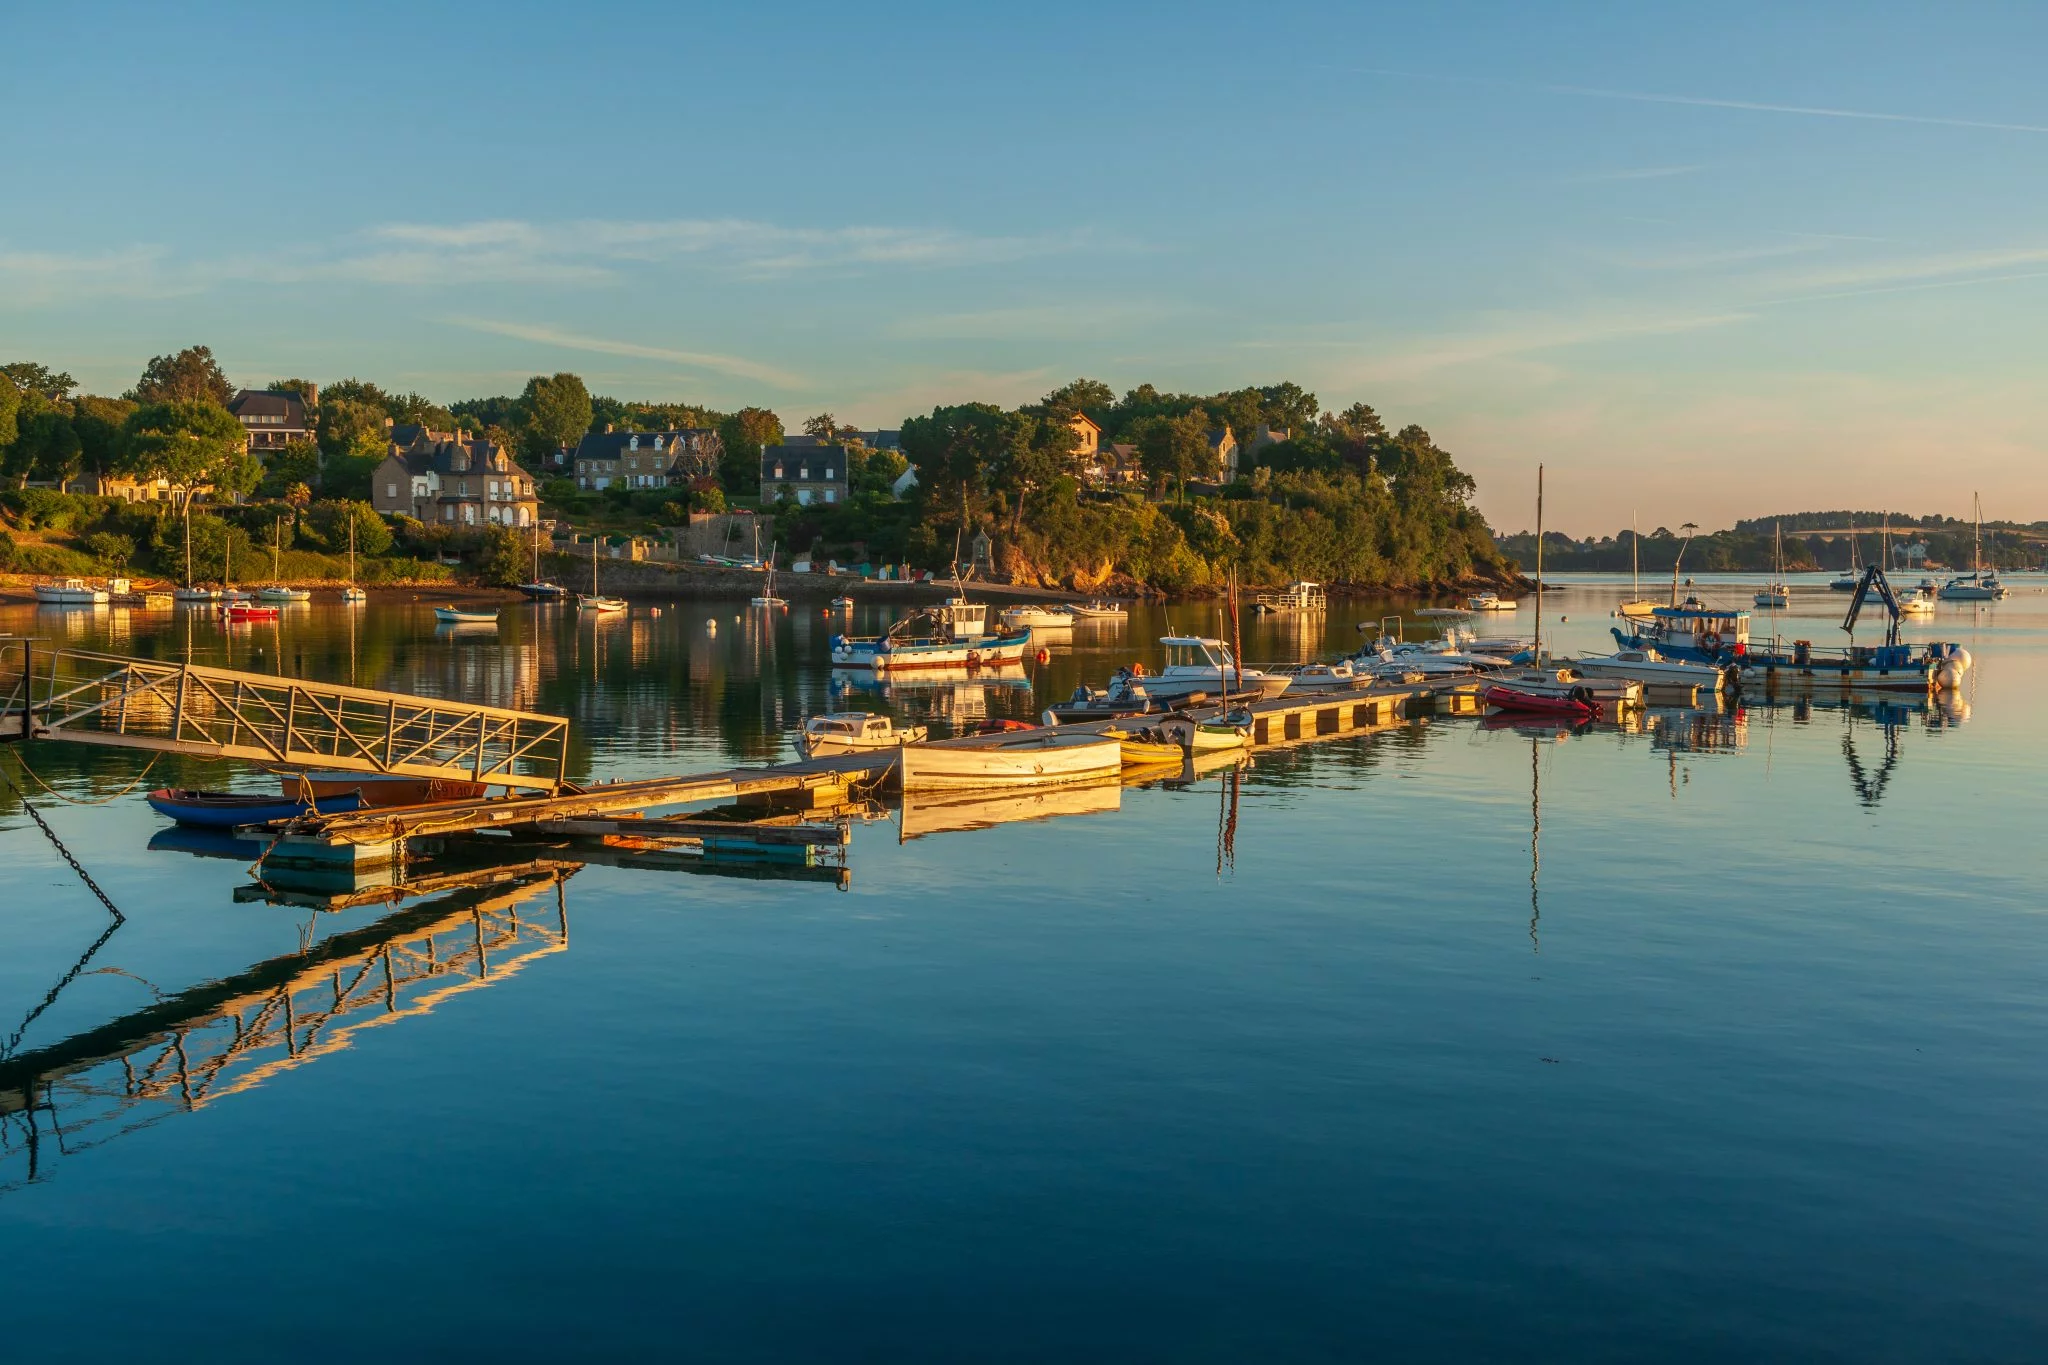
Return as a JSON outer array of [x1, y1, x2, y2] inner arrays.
[[570, 426, 723, 492], [370, 433, 539, 527], [760, 436, 849, 506]]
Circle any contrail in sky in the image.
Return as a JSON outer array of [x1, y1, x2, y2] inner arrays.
[[1338, 67, 2048, 134]]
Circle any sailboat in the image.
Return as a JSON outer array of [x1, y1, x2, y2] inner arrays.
[[220, 529, 250, 603], [577, 537, 628, 614], [750, 541, 787, 608], [1755, 521, 1789, 608], [518, 520, 567, 599], [257, 518, 310, 602], [1829, 536, 1860, 592], [341, 515, 367, 604], [173, 504, 218, 602], [1938, 493, 2010, 600]]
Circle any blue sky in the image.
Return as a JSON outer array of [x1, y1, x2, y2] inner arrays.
[[4, 0, 2045, 533]]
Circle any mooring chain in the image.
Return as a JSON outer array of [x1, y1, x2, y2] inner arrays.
[[0, 766, 125, 924]]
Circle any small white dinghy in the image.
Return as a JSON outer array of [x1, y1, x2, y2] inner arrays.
[[898, 730, 1121, 792]]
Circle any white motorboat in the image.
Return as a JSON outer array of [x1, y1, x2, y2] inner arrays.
[[999, 604, 1075, 630], [1897, 588, 1936, 615], [33, 578, 108, 605], [341, 587, 367, 604], [798, 712, 928, 759], [1067, 600, 1128, 620], [173, 586, 220, 603], [257, 585, 311, 603], [1466, 592, 1518, 612], [898, 730, 1122, 791], [1136, 636, 1291, 702], [1280, 659, 1366, 693], [1572, 647, 1732, 691]]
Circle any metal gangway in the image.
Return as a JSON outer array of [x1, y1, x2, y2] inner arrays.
[[0, 639, 570, 792]]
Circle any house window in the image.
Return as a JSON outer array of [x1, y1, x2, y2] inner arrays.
[[443, 506, 454, 522], [800, 465, 809, 480], [385, 482, 397, 499], [825, 467, 835, 480], [653, 435, 664, 450], [629, 436, 639, 450], [773, 464, 784, 478], [825, 489, 837, 503]]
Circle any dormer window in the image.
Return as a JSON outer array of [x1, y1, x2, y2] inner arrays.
[[629, 435, 639, 451], [653, 435, 664, 450]]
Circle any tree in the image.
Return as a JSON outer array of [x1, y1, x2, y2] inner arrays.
[[84, 532, 136, 570], [390, 391, 454, 429], [0, 373, 18, 454], [2, 362, 77, 401], [1039, 378, 1115, 424], [803, 412, 841, 438], [267, 378, 320, 409], [515, 373, 592, 461], [322, 378, 391, 411], [1258, 381, 1320, 433], [119, 400, 249, 513], [474, 524, 528, 587], [716, 406, 783, 495], [316, 398, 391, 459], [130, 345, 234, 405], [1133, 408, 1213, 500], [302, 500, 392, 556], [258, 438, 324, 498], [72, 395, 136, 492], [15, 404, 84, 487]]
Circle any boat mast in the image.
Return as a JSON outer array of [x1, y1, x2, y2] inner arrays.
[[1630, 508, 1638, 600], [348, 514, 357, 588], [184, 504, 194, 588], [1533, 464, 1544, 662], [591, 536, 599, 596]]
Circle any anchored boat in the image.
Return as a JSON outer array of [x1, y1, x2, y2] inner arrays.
[[798, 712, 928, 759], [897, 730, 1121, 791], [434, 605, 500, 624], [833, 599, 1032, 672], [146, 787, 366, 829]]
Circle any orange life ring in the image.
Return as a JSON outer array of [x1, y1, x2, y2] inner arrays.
[[1131, 662, 1147, 678], [1701, 631, 1723, 652]]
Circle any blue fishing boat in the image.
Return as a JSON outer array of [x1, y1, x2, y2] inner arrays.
[[1613, 596, 1751, 664], [145, 787, 365, 829], [831, 599, 1032, 673]]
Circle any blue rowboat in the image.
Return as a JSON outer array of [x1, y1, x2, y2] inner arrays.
[[145, 787, 365, 829]]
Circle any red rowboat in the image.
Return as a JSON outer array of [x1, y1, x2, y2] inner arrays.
[[1482, 681, 1599, 718]]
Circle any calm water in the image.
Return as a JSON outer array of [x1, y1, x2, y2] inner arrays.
[[2, 573, 2045, 1362]]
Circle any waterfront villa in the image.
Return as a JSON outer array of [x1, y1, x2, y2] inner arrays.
[[371, 434, 539, 527]]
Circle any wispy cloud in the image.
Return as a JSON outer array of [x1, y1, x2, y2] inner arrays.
[[1339, 66, 2048, 135], [1337, 308, 1755, 383], [0, 217, 1095, 306], [1754, 244, 2048, 299], [1565, 164, 1703, 183], [886, 301, 1184, 340], [438, 317, 804, 388]]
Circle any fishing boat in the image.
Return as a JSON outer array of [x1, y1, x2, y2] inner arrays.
[[1738, 565, 1972, 694], [1939, 494, 2010, 600], [1251, 581, 1327, 615], [279, 772, 487, 807], [33, 578, 109, 605], [434, 605, 499, 624], [797, 712, 928, 759], [146, 786, 365, 829], [1572, 647, 1732, 691], [897, 730, 1122, 791], [751, 542, 788, 608], [578, 538, 629, 614], [999, 604, 1075, 630], [1466, 592, 1519, 612], [1067, 600, 1128, 620], [833, 599, 1032, 672], [1613, 597, 1751, 664]]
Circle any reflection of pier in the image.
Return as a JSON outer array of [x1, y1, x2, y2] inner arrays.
[[0, 865, 573, 1193]]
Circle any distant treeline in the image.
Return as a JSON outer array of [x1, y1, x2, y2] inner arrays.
[[1496, 519, 2042, 574]]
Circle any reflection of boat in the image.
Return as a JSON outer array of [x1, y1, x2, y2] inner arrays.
[[434, 605, 500, 624], [898, 731, 1121, 791], [222, 602, 279, 622], [34, 579, 108, 605], [799, 712, 928, 758], [145, 786, 365, 828], [899, 778, 1121, 839]]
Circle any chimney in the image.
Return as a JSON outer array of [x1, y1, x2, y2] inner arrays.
[[605, 423, 614, 434]]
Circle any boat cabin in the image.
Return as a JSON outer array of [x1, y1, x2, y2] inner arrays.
[[805, 712, 900, 743], [1254, 581, 1327, 613], [1160, 636, 1239, 673], [1626, 597, 1750, 654], [936, 598, 988, 640]]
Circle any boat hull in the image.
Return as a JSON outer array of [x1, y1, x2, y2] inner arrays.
[[147, 787, 365, 829], [282, 774, 487, 807], [434, 607, 500, 624], [858, 630, 1034, 673], [898, 733, 1121, 791], [1483, 684, 1598, 718]]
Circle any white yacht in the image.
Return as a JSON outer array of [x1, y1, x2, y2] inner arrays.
[[1138, 636, 1291, 701], [1572, 647, 1732, 691]]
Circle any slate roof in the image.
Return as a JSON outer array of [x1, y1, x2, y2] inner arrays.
[[229, 389, 309, 425], [570, 428, 718, 462]]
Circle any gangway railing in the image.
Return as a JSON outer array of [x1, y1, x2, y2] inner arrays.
[[0, 641, 569, 792]]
